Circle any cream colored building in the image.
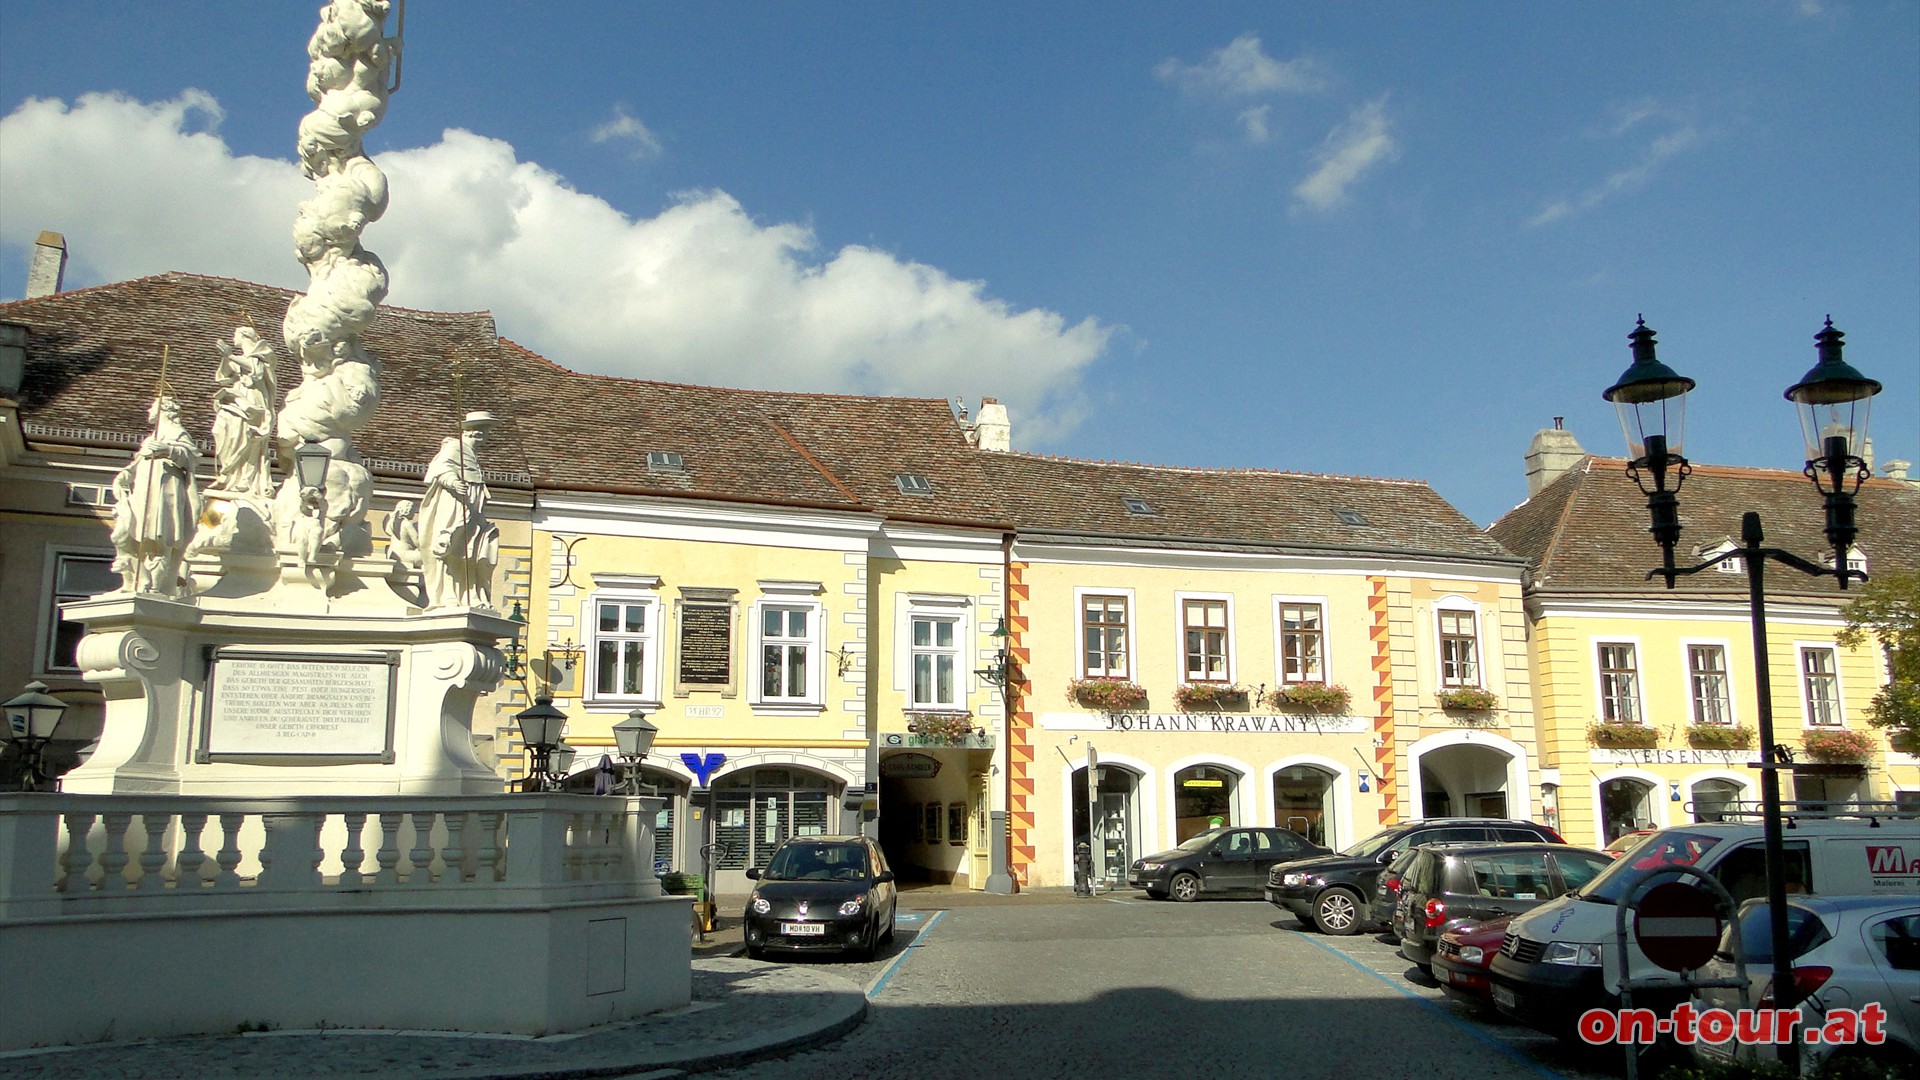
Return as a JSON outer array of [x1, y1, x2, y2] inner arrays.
[[1491, 429, 1920, 846]]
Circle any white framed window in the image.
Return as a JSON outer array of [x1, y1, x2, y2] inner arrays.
[[585, 583, 661, 704], [1076, 588, 1133, 679], [1176, 593, 1234, 683], [1684, 641, 1735, 726], [1798, 644, 1844, 727], [1596, 641, 1642, 724], [910, 613, 962, 707], [41, 549, 118, 675], [1436, 603, 1481, 689], [1273, 598, 1329, 685], [751, 582, 825, 712]]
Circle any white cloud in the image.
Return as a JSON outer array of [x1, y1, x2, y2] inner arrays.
[[0, 90, 1110, 438], [1292, 96, 1398, 212], [1155, 34, 1324, 99], [590, 105, 662, 159], [1528, 103, 1700, 228], [1237, 105, 1273, 144]]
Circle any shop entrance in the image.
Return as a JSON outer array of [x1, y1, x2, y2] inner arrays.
[[1599, 777, 1655, 842], [1173, 764, 1239, 842], [1071, 764, 1141, 887], [1414, 742, 1513, 819], [1271, 764, 1338, 847]]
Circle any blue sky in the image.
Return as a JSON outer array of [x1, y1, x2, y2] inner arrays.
[[1, 2, 1914, 526]]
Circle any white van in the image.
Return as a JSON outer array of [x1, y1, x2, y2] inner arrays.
[[1486, 807, 1920, 1037]]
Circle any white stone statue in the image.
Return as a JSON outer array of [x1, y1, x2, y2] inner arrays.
[[419, 412, 501, 610], [110, 395, 202, 597], [210, 328, 276, 496]]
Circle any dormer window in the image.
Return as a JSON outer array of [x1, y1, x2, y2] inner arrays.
[[1334, 509, 1370, 527], [1123, 497, 1155, 516], [646, 451, 685, 474], [895, 473, 933, 496], [1823, 546, 1868, 575]]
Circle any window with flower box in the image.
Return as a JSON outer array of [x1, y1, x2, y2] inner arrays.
[[1276, 601, 1326, 685], [1438, 608, 1480, 688], [1081, 593, 1130, 679], [1597, 641, 1642, 724], [1180, 596, 1231, 683], [1687, 643, 1733, 726], [1799, 645, 1843, 727]]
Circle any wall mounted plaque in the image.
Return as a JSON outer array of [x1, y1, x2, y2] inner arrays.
[[201, 649, 398, 761]]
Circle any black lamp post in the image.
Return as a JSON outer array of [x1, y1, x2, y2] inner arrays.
[[611, 707, 658, 795], [513, 695, 568, 792], [2, 681, 73, 791], [1603, 317, 1881, 1071], [974, 616, 1012, 687]]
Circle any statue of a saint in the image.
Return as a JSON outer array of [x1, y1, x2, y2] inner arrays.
[[418, 411, 500, 610], [210, 328, 277, 496], [110, 395, 202, 597]]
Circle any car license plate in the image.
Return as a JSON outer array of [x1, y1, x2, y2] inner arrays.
[[780, 922, 825, 936], [1492, 985, 1516, 1010]]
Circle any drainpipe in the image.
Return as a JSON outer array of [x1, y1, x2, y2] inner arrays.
[[985, 531, 1018, 894]]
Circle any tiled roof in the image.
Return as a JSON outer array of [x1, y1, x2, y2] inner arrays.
[[1488, 455, 1920, 597], [1, 273, 1009, 520], [984, 452, 1517, 561]]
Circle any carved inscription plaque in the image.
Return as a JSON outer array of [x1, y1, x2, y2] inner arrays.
[[678, 604, 733, 685], [206, 652, 395, 758]]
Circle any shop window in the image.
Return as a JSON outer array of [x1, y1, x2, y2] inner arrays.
[[1599, 776, 1654, 843], [1174, 764, 1238, 842], [1597, 642, 1642, 723], [1272, 764, 1336, 847], [1688, 644, 1733, 725], [43, 552, 118, 673], [1690, 778, 1744, 823], [1800, 646, 1842, 727], [711, 767, 835, 870], [1277, 602, 1325, 685]]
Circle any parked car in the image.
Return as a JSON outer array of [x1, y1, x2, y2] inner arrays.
[[1265, 818, 1566, 935], [1129, 826, 1325, 902], [1433, 915, 1514, 1012], [1370, 848, 1422, 933], [1691, 896, 1920, 1076], [1602, 829, 1656, 859], [1391, 842, 1614, 972], [742, 835, 897, 961], [1489, 815, 1920, 1041]]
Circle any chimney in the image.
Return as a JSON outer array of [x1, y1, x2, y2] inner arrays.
[[1882, 459, 1913, 484], [26, 231, 67, 298], [974, 399, 1011, 452], [1525, 417, 1586, 496]]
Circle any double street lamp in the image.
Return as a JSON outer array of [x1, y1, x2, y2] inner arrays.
[[513, 695, 576, 792], [2, 681, 74, 791], [611, 707, 659, 795], [1603, 316, 1881, 1072]]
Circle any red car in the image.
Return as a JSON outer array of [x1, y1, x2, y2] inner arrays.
[[1431, 916, 1511, 1011]]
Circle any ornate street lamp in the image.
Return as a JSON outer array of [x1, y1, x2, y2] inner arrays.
[[513, 695, 567, 792], [1603, 316, 1881, 1074], [292, 435, 332, 493], [2, 681, 73, 791], [611, 707, 658, 795], [974, 616, 1012, 686]]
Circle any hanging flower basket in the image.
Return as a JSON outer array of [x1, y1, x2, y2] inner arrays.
[[1685, 724, 1755, 751], [1437, 687, 1499, 712], [1173, 682, 1245, 712], [906, 711, 976, 745], [1067, 678, 1149, 712], [1265, 682, 1352, 715], [1588, 721, 1659, 750], [1801, 728, 1876, 764]]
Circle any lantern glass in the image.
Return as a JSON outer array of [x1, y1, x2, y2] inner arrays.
[[293, 437, 331, 492], [2, 681, 69, 743], [513, 697, 567, 749], [1603, 320, 1694, 461], [1786, 319, 1881, 464], [613, 709, 657, 758], [551, 742, 578, 778]]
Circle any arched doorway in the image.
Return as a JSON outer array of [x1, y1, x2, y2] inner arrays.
[[709, 766, 840, 891], [1272, 764, 1338, 847], [1173, 764, 1239, 842], [1599, 776, 1656, 841], [1689, 777, 1744, 823], [633, 765, 689, 872], [1072, 763, 1142, 887], [1415, 741, 1515, 818]]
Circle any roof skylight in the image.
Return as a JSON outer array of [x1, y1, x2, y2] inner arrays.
[[895, 473, 933, 496], [1123, 497, 1155, 516], [1333, 509, 1370, 527], [646, 451, 685, 474]]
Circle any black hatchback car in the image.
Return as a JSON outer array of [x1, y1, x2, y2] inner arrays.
[[1128, 826, 1326, 901], [1266, 818, 1565, 935], [1390, 842, 1614, 971], [743, 835, 897, 961]]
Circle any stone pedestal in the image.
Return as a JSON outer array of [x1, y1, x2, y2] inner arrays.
[[64, 584, 512, 796]]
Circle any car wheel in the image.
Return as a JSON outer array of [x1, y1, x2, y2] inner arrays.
[[1169, 872, 1201, 902], [1313, 888, 1363, 935], [745, 944, 765, 961], [881, 907, 896, 945]]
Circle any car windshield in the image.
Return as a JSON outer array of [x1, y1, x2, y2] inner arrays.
[[1577, 831, 1724, 903], [762, 842, 870, 882], [1343, 828, 1400, 859], [1175, 829, 1229, 853]]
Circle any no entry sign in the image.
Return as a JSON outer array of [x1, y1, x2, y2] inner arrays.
[[1634, 881, 1722, 972]]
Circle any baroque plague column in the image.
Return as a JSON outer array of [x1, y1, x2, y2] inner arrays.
[[63, 0, 515, 796]]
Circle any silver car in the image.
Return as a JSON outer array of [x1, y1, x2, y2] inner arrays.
[[1690, 896, 1920, 1076]]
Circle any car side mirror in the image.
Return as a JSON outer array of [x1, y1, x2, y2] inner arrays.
[[1208, 847, 1223, 858], [745, 867, 762, 880], [1376, 851, 1394, 865], [875, 871, 895, 884]]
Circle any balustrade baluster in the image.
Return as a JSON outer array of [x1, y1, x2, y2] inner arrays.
[[178, 813, 209, 889], [441, 812, 469, 885], [138, 814, 171, 891], [408, 812, 437, 885], [374, 813, 403, 885], [57, 812, 96, 893], [564, 813, 587, 881], [476, 810, 505, 882], [339, 812, 368, 887], [213, 813, 245, 890], [98, 813, 134, 892]]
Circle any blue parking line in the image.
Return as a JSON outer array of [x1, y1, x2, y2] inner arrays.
[[1300, 934, 1568, 1080], [865, 909, 945, 999]]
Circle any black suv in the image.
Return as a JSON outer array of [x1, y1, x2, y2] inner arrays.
[[1265, 818, 1564, 935], [1391, 842, 1613, 970], [1127, 826, 1326, 901]]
